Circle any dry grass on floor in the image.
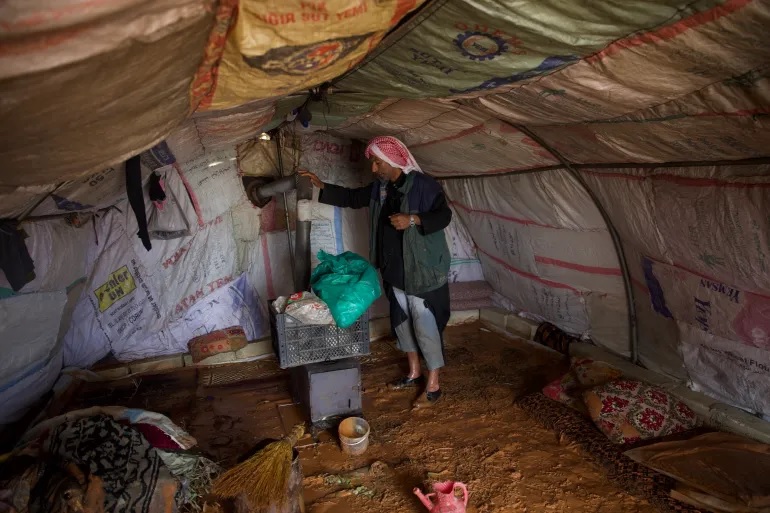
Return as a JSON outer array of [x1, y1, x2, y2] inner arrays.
[[66, 323, 652, 513]]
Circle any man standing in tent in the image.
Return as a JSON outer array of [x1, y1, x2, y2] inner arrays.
[[300, 136, 452, 408]]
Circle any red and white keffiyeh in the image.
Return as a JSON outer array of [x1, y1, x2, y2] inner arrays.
[[364, 136, 423, 174]]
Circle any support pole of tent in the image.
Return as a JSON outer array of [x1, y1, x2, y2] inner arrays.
[[568, 169, 639, 365], [275, 130, 296, 291], [438, 157, 770, 182], [512, 125, 640, 365], [294, 173, 313, 292]]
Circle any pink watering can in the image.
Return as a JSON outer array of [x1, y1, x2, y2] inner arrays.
[[414, 481, 469, 513]]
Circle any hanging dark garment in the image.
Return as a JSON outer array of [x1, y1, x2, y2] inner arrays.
[[125, 155, 152, 251], [0, 221, 36, 291], [148, 172, 166, 204]]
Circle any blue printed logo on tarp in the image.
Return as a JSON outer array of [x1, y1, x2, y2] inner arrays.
[[450, 54, 579, 94], [642, 257, 673, 319], [454, 31, 508, 61], [141, 141, 176, 170], [52, 194, 93, 212]]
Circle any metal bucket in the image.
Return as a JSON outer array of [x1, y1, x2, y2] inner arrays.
[[338, 417, 370, 457]]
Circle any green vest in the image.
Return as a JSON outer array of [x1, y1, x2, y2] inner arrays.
[[369, 173, 450, 295]]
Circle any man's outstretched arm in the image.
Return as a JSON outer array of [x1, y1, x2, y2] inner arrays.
[[300, 170, 373, 209]]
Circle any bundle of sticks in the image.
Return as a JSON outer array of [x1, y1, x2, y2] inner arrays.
[[212, 425, 305, 509]]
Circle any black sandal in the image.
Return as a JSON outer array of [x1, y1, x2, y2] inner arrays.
[[388, 375, 425, 390], [413, 389, 442, 409]]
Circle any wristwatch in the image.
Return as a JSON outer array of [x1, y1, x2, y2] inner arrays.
[[409, 215, 415, 227]]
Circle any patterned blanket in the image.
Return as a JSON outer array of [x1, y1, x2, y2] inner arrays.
[[47, 415, 180, 512], [2, 414, 181, 513], [517, 393, 706, 513]]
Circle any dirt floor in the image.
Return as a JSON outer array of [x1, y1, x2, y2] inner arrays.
[[65, 322, 652, 512]]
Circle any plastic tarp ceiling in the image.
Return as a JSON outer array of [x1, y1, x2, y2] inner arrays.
[[1, 0, 769, 424]]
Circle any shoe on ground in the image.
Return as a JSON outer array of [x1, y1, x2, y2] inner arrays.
[[412, 389, 442, 409], [387, 375, 425, 390]]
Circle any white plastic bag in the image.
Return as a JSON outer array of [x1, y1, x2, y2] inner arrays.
[[148, 190, 191, 240], [273, 296, 288, 313], [148, 169, 192, 240], [281, 292, 334, 325]]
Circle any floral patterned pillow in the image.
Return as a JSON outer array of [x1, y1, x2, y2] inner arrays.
[[583, 379, 700, 444]]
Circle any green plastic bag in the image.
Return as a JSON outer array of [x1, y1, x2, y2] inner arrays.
[[310, 251, 381, 329]]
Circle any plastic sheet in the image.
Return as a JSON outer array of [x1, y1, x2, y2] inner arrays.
[[30, 165, 133, 217], [329, 100, 558, 175], [0, 219, 93, 296], [57, 152, 264, 366], [4, 0, 770, 440], [534, 115, 770, 164], [0, 0, 213, 185], [336, 0, 725, 98], [0, 185, 56, 218], [112, 273, 265, 362], [0, 291, 66, 424], [199, 0, 425, 110], [311, 251, 381, 328], [444, 172, 623, 341], [177, 149, 247, 223], [578, 164, 770, 410], [473, 0, 770, 125]]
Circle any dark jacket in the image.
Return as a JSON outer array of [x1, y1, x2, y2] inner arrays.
[[319, 172, 452, 295]]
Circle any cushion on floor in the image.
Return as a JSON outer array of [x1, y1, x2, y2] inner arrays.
[[517, 392, 706, 513], [584, 379, 700, 444]]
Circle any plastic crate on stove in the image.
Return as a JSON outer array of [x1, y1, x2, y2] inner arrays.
[[268, 301, 370, 369]]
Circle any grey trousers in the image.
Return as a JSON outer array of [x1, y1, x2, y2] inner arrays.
[[391, 287, 445, 371]]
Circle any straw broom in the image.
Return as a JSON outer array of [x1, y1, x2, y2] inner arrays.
[[212, 425, 305, 508]]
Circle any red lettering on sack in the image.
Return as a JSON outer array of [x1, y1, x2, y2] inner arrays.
[[175, 289, 205, 314], [337, 1, 367, 20], [162, 216, 222, 269], [302, 12, 329, 21], [174, 274, 234, 314], [313, 141, 347, 155], [256, 12, 296, 25], [163, 242, 193, 269], [301, 1, 327, 11], [206, 275, 234, 293]]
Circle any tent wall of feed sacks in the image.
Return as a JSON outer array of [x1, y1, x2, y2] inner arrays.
[[1, 0, 769, 429]]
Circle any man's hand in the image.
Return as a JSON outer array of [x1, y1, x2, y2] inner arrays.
[[299, 170, 324, 189], [389, 214, 420, 231]]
